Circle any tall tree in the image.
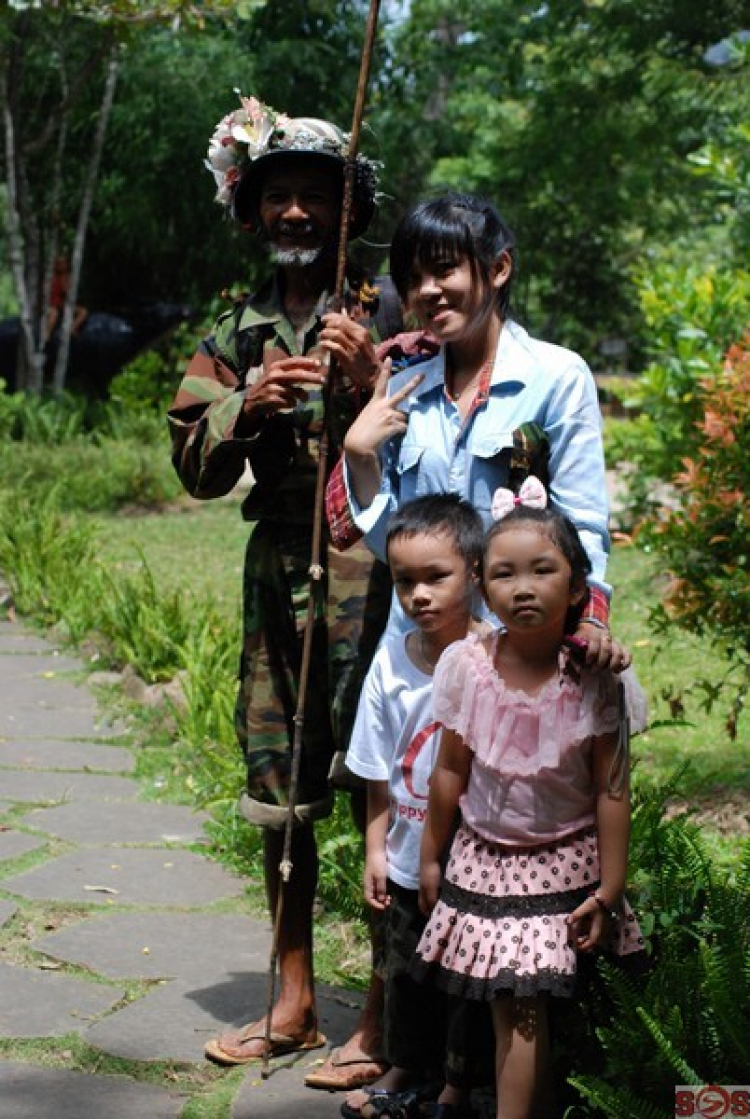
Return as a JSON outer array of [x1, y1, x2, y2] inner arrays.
[[0, 0, 247, 394], [376, 0, 748, 352]]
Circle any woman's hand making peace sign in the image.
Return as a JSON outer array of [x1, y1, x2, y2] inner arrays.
[[343, 361, 424, 509]]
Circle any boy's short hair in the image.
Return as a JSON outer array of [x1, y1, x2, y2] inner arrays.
[[385, 494, 483, 569]]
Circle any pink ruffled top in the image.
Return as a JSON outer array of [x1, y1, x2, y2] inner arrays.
[[433, 632, 647, 847]]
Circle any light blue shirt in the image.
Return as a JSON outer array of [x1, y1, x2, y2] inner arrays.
[[344, 320, 611, 637]]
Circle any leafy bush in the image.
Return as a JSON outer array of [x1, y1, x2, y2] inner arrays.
[[646, 336, 750, 736], [0, 490, 100, 626], [0, 429, 181, 512], [106, 324, 193, 416], [607, 263, 750, 524], [0, 384, 89, 442], [562, 782, 750, 1118], [0, 492, 225, 686]]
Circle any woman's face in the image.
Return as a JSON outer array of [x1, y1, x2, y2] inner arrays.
[[404, 252, 511, 346]]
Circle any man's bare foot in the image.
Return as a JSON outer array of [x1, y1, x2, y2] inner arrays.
[[205, 1016, 325, 1066]]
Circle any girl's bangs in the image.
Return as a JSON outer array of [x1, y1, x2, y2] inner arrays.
[[412, 215, 474, 271]]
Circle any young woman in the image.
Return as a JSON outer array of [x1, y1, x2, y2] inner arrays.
[[326, 192, 627, 672]]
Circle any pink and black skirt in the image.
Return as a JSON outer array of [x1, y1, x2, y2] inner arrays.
[[411, 821, 645, 999]]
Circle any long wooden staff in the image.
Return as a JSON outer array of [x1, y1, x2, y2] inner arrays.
[[262, 0, 382, 1080]]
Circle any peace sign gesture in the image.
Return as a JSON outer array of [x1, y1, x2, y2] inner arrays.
[[343, 361, 424, 508], [344, 361, 423, 457]]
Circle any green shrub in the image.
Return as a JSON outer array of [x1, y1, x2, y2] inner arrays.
[[0, 433, 181, 512], [646, 335, 750, 737], [170, 613, 241, 806], [0, 493, 226, 686], [0, 490, 100, 626], [82, 556, 205, 682], [105, 322, 193, 416], [563, 784, 750, 1118], [607, 263, 750, 524], [0, 385, 89, 442]]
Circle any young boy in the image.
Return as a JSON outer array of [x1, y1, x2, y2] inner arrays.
[[342, 494, 486, 1119]]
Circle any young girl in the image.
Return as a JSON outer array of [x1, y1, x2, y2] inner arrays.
[[326, 192, 627, 674], [411, 492, 647, 1119]]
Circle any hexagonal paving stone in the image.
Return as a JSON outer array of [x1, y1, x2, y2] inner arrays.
[[0, 830, 46, 862], [0, 739, 135, 773], [0, 707, 121, 739], [0, 1062, 185, 1119], [0, 653, 86, 679], [0, 624, 64, 654], [33, 911, 271, 981], [4, 680, 101, 713], [0, 961, 124, 1038], [85, 971, 360, 1065], [0, 770, 138, 804], [2, 847, 244, 907], [18, 800, 208, 846]]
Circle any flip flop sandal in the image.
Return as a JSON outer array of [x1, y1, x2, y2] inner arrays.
[[204, 1028, 326, 1066], [304, 1046, 390, 1090]]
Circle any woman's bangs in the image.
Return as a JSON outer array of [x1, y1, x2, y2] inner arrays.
[[413, 217, 473, 272]]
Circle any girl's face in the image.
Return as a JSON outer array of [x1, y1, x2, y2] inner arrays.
[[483, 525, 584, 636], [389, 530, 476, 641], [405, 252, 511, 345]]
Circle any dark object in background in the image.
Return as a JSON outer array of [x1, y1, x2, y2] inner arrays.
[[0, 302, 192, 397]]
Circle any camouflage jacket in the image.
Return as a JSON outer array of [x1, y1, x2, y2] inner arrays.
[[167, 273, 384, 527]]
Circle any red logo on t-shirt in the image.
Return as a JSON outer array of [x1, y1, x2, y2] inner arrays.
[[402, 721, 441, 799]]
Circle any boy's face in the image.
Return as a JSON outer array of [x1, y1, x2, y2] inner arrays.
[[388, 530, 476, 642]]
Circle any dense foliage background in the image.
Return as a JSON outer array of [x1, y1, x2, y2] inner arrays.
[[2, 0, 747, 350]]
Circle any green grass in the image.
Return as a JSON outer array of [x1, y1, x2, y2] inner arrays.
[[608, 541, 749, 861], [96, 494, 247, 620]]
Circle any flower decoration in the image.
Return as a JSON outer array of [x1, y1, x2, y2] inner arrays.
[[204, 90, 381, 214], [205, 92, 290, 208]]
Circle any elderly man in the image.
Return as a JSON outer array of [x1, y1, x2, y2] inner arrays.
[[168, 95, 392, 1085]]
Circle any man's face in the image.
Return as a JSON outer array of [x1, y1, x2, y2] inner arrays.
[[258, 163, 341, 267]]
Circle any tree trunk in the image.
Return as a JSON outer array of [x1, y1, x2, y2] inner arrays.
[[53, 46, 119, 395], [2, 89, 46, 394]]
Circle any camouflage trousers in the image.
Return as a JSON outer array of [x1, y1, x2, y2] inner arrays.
[[235, 520, 390, 825]]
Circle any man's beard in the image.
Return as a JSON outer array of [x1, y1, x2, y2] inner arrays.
[[266, 220, 338, 268], [269, 244, 324, 267]]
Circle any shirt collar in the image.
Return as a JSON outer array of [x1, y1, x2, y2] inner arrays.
[[408, 320, 531, 403], [489, 321, 532, 389], [235, 274, 330, 355]]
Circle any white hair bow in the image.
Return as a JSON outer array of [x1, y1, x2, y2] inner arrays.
[[490, 475, 548, 521]]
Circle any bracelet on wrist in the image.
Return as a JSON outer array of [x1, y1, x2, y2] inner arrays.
[[591, 891, 620, 922]]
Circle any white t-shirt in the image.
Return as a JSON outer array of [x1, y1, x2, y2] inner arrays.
[[345, 634, 441, 890]]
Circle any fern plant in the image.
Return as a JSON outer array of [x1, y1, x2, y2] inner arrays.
[[565, 783, 750, 1118]]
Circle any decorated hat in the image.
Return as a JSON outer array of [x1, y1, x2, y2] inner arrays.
[[205, 92, 380, 239]]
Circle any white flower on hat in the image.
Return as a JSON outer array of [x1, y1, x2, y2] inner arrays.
[[205, 94, 286, 206], [204, 91, 380, 217]]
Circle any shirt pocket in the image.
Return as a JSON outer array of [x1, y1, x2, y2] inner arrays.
[[468, 431, 515, 518], [394, 441, 430, 500]]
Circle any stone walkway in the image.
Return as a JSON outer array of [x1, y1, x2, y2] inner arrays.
[[0, 619, 361, 1117]]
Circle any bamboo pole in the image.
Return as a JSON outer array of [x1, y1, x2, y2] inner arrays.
[[261, 0, 382, 1080]]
